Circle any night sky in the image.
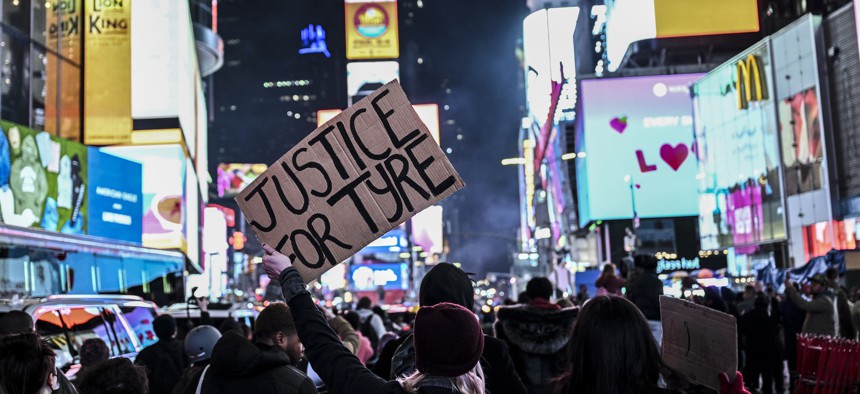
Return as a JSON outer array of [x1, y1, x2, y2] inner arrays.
[[210, 0, 529, 277]]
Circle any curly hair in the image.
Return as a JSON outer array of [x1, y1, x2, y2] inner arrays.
[[76, 358, 148, 394]]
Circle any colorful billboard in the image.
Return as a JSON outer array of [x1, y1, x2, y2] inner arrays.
[[605, 0, 759, 71], [412, 205, 443, 255], [345, 0, 399, 60], [83, 0, 132, 145], [778, 87, 823, 195], [0, 120, 88, 234], [576, 74, 703, 226], [103, 146, 188, 251], [693, 42, 786, 250], [216, 163, 268, 198], [45, 0, 83, 141], [87, 148, 143, 243], [349, 263, 408, 291]]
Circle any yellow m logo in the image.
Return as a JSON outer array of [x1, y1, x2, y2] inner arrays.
[[736, 54, 767, 109]]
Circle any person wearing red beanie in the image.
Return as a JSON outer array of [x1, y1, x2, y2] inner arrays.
[[262, 245, 486, 394]]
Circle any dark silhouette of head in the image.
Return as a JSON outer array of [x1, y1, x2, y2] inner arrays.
[[343, 311, 361, 331], [418, 263, 474, 309], [0, 333, 55, 394], [517, 291, 530, 304], [754, 293, 770, 311], [76, 357, 148, 394], [557, 296, 686, 394], [0, 310, 34, 336], [633, 254, 658, 272], [825, 267, 839, 283], [152, 315, 177, 340], [79, 338, 110, 368], [357, 297, 373, 310], [526, 277, 553, 300]]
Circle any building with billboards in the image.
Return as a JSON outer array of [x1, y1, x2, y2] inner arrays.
[[693, 15, 838, 273], [0, 1, 222, 304]]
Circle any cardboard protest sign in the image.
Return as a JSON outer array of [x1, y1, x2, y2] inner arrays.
[[660, 296, 737, 391], [236, 80, 464, 282]]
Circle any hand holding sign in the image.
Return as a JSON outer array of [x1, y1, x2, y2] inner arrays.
[[237, 80, 464, 283], [262, 244, 292, 280]]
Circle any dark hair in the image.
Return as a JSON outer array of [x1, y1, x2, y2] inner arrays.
[[254, 302, 296, 340], [633, 254, 658, 271], [357, 297, 372, 310], [76, 357, 148, 394], [743, 285, 755, 294], [372, 305, 387, 319], [0, 333, 55, 394], [218, 317, 242, 335], [418, 263, 474, 309], [79, 338, 110, 367], [598, 263, 618, 283], [754, 293, 770, 310], [0, 311, 34, 336], [152, 315, 176, 340], [825, 267, 838, 282], [343, 311, 361, 331], [517, 291, 530, 304], [526, 277, 553, 300], [556, 296, 687, 394]]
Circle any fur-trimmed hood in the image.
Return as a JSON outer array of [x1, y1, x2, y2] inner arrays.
[[494, 305, 578, 355]]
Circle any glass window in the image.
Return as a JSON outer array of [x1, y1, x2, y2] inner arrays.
[[102, 306, 136, 355], [0, 30, 31, 126], [57, 58, 80, 141], [119, 304, 158, 349], [31, 46, 46, 130], [32, 0, 47, 46], [55, 306, 123, 358], [35, 310, 76, 370], [2, 0, 32, 36]]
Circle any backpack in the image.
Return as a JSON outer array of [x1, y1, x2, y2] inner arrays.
[[360, 314, 380, 355]]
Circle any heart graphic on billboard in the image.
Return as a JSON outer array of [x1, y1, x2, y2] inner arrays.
[[635, 184, 641, 189], [610, 116, 628, 134], [660, 143, 689, 171]]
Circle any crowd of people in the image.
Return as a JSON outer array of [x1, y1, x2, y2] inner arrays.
[[1, 249, 857, 394]]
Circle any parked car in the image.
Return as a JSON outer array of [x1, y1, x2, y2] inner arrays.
[[161, 301, 257, 339], [0, 294, 159, 378]]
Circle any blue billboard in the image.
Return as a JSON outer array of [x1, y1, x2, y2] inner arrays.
[[87, 148, 143, 243], [349, 263, 408, 291]]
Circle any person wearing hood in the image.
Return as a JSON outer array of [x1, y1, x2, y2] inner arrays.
[[262, 245, 488, 394], [198, 302, 318, 394], [494, 276, 578, 394], [739, 294, 782, 394], [134, 315, 189, 394], [784, 274, 838, 337], [381, 263, 527, 393], [625, 254, 664, 346]]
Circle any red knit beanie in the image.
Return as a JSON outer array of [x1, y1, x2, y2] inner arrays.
[[414, 302, 484, 377]]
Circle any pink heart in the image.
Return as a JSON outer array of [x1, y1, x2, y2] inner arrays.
[[660, 143, 689, 171], [610, 116, 627, 134], [635, 184, 641, 189]]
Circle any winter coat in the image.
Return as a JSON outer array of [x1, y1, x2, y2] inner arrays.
[[279, 267, 480, 394], [626, 270, 663, 321], [199, 332, 318, 394], [134, 338, 189, 394], [595, 275, 625, 295], [356, 308, 387, 341], [494, 302, 578, 394], [786, 286, 838, 337], [739, 308, 781, 358], [388, 332, 528, 394], [329, 315, 361, 355]]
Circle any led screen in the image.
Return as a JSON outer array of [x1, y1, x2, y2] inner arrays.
[[349, 263, 408, 291], [693, 43, 786, 250], [577, 74, 703, 226]]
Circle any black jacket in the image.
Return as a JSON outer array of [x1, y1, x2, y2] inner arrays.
[[626, 270, 664, 321], [738, 308, 781, 357], [199, 332, 317, 394], [280, 267, 478, 394], [134, 338, 189, 394], [494, 304, 578, 394]]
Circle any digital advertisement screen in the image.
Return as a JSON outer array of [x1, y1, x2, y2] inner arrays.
[[576, 74, 703, 226], [693, 43, 786, 250], [345, 0, 399, 60], [411, 205, 443, 255], [87, 148, 143, 243], [778, 87, 823, 195], [0, 120, 88, 234], [349, 263, 408, 291], [346, 61, 399, 105], [216, 163, 268, 198]]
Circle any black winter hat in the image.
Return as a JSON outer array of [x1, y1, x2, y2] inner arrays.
[[153, 315, 177, 339], [414, 302, 484, 377], [419, 263, 474, 309]]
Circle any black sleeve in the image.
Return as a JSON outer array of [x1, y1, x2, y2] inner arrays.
[[280, 268, 403, 394], [371, 335, 403, 379], [482, 338, 528, 394], [200, 311, 214, 327]]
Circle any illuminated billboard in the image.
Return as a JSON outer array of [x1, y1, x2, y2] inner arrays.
[[349, 263, 408, 291], [216, 163, 268, 198], [605, 0, 759, 71], [345, 0, 399, 60], [576, 74, 703, 226], [693, 42, 786, 250], [347, 61, 399, 105], [412, 205, 443, 255]]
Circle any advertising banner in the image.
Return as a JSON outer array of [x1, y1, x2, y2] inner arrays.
[[345, 0, 399, 60], [45, 0, 83, 141], [237, 80, 464, 283], [83, 0, 132, 145], [216, 163, 268, 198], [350, 263, 408, 291], [778, 87, 823, 195], [693, 42, 786, 250], [577, 74, 703, 226], [0, 120, 88, 234], [87, 148, 142, 243], [347, 61, 399, 105], [411, 205, 443, 255]]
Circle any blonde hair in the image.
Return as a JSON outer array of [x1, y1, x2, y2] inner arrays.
[[397, 363, 485, 394]]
